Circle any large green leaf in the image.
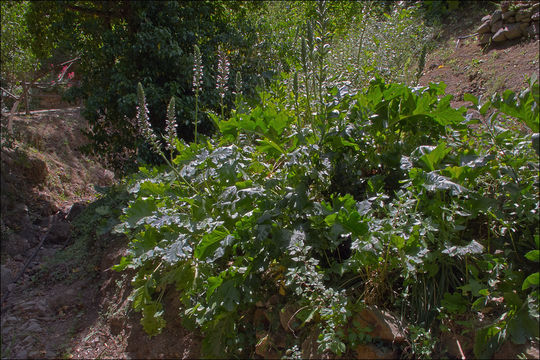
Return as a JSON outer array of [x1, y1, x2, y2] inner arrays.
[[194, 226, 230, 260]]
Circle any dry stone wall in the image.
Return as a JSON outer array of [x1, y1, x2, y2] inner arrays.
[[476, 1, 540, 45]]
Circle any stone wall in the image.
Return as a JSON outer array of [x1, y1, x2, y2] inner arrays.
[[476, 1, 539, 45]]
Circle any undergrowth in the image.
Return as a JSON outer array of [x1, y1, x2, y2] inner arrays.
[[111, 70, 539, 357]]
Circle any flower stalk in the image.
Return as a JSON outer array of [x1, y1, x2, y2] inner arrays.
[[193, 44, 203, 143]]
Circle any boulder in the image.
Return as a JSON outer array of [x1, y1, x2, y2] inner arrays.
[[491, 20, 504, 33], [47, 221, 71, 244], [532, 12, 540, 21], [355, 344, 396, 360], [477, 21, 491, 34], [23, 155, 48, 185], [66, 202, 86, 221], [490, 10, 502, 24], [505, 23, 524, 39], [521, 21, 532, 33], [481, 14, 491, 23], [5, 233, 31, 257], [502, 10, 515, 20], [279, 304, 300, 332], [353, 306, 407, 343], [492, 28, 507, 42], [515, 9, 531, 22], [1, 265, 13, 287], [506, 16, 516, 23], [533, 3, 540, 13]]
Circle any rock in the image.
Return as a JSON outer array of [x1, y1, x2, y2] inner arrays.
[[355, 344, 396, 360], [14, 349, 28, 359], [500, 1, 510, 12], [253, 308, 270, 329], [478, 33, 492, 45], [66, 202, 86, 221], [515, 9, 531, 22], [24, 319, 42, 332], [441, 332, 472, 359], [23, 155, 48, 185], [532, 133, 539, 156], [529, 22, 540, 36], [506, 16, 516, 23], [491, 10, 502, 24], [481, 14, 491, 23], [255, 331, 279, 359], [47, 221, 71, 244], [48, 288, 77, 310], [492, 28, 508, 42], [502, 10, 515, 20], [5, 233, 31, 257], [533, 3, 540, 13], [491, 20, 504, 33], [302, 329, 326, 359], [505, 23, 524, 39], [279, 304, 300, 332], [110, 316, 124, 335], [524, 22, 540, 37], [353, 306, 406, 343], [532, 12, 540, 21], [477, 21, 491, 34], [1, 265, 13, 287]]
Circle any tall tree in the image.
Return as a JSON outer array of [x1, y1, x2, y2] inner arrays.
[[27, 1, 264, 172]]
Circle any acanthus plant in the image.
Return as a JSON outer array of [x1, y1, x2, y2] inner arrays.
[[115, 60, 539, 358]]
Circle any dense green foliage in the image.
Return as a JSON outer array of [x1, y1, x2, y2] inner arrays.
[[1, 1, 40, 111], [26, 1, 266, 172], [113, 70, 539, 357]]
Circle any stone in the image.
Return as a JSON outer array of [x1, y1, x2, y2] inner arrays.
[[47, 221, 71, 244], [441, 333, 472, 359], [492, 28, 508, 42], [491, 10, 502, 24], [23, 155, 48, 185], [491, 20, 504, 33], [529, 22, 540, 35], [5, 233, 31, 257], [110, 316, 124, 335], [502, 10, 515, 20], [302, 329, 325, 359], [279, 304, 299, 332], [521, 21, 532, 33], [48, 288, 77, 310], [14, 349, 28, 359], [533, 12, 540, 21], [505, 23, 524, 39], [1, 265, 13, 287], [255, 332, 279, 359], [533, 3, 540, 13], [478, 33, 492, 45], [477, 21, 491, 34], [500, 1, 510, 12], [481, 14, 491, 23], [66, 202, 86, 221], [355, 344, 396, 360], [24, 319, 42, 332], [515, 9, 531, 22], [506, 16, 516, 23], [353, 306, 407, 343]]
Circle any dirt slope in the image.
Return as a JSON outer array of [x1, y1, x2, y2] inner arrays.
[[419, 5, 540, 109]]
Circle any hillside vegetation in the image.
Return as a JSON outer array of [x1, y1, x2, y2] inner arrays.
[[1, 1, 539, 359]]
